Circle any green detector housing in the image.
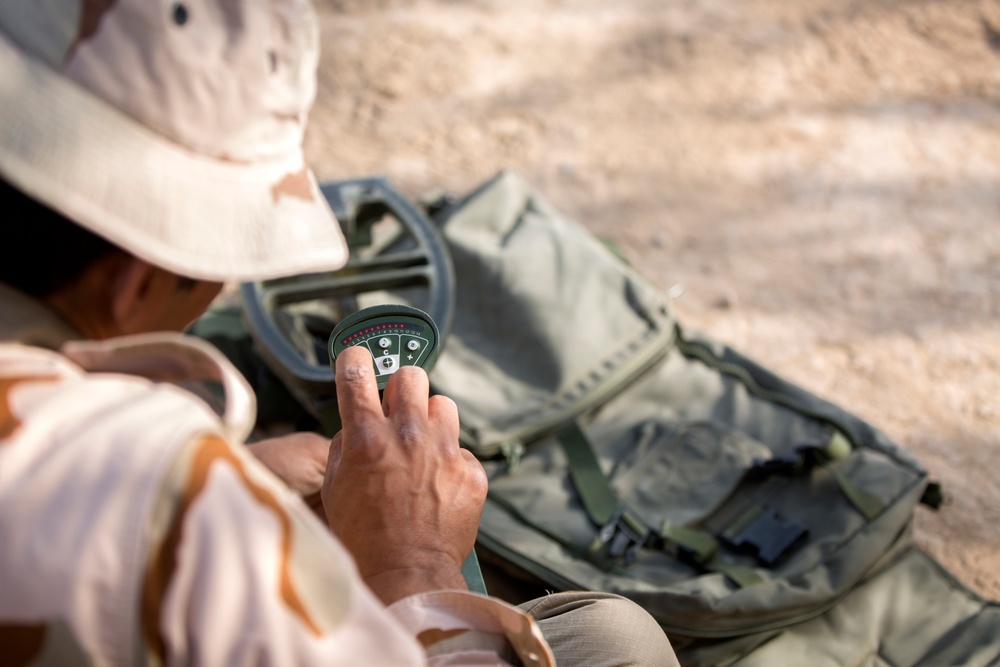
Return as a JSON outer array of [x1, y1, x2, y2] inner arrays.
[[328, 304, 442, 389]]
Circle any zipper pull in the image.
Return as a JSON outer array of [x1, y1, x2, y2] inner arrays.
[[499, 438, 526, 471]]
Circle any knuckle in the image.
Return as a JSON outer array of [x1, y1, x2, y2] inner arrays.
[[428, 394, 457, 414], [428, 396, 460, 433], [391, 365, 428, 392], [395, 365, 427, 381], [341, 423, 387, 461], [338, 362, 371, 386], [459, 449, 487, 485], [395, 422, 425, 449]]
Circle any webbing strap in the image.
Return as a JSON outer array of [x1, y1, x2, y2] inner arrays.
[[920, 482, 945, 510], [558, 421, 651, 565], [557, 421, 619, 526], [820, 431, 886, 520], [660, 521, 718, 562], [828, 468, 885, 520], [820, 430, 853, 461], [704, 556, 765, 588], [751, 431, 886, 521], [814, 432, 887, 520], [462, 548, 489, 595], [660, 521, 765, 587], [485, 491, 632, 577], [558, 421, 762, 587]]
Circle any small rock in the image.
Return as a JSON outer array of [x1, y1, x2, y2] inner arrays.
[[712, 289, 738, 310]]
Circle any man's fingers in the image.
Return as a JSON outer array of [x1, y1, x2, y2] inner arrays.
[[460, 448, 489, 494], [382, 365, 430, 419], [335, 346, 383, 430], [427, 394, 460, 441]]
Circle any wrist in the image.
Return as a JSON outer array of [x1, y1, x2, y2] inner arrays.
[[362, 564, 469, 606]]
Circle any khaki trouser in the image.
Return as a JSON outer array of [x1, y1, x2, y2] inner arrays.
[[525, 592, 679, 667]]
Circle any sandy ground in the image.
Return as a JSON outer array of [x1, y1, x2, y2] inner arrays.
[[303, 0, 1000, 599]]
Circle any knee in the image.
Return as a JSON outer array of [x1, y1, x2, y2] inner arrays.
[[522, 592, 679, 667]]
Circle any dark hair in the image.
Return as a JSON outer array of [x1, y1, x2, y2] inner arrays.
[[0, 176, 124, 297]]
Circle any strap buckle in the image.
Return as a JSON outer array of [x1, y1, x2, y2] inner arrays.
[[749, 432, 853, 479], [748, 444, 820, 478], [593, 507, 651, 566], [720, 505, 808, 567]]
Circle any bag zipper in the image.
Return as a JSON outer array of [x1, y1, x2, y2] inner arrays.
[[673, 331, 863, 447]]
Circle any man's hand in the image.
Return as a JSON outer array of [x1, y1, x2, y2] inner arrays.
[[321, 346, 487, 606]]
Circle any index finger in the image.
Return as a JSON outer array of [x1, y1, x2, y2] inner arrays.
[[335, 345, 384, 428]]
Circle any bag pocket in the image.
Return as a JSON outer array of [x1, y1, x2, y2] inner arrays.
[[479, 419, 777, 598], [479, 409, 927, 637], [609, 420, 772, 529], [429, 171, 676, 457]]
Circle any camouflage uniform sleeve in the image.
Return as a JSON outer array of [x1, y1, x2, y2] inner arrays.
[[140, 433, 553, 666], [141, 432, 426, 666]]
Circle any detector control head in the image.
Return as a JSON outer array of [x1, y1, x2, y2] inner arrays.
[[328, 305, 442, 389]]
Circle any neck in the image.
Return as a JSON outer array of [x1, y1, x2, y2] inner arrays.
[[43, 281, 121, 341]]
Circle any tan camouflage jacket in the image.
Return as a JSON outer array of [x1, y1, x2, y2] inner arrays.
[[0, 284, 553, 666]]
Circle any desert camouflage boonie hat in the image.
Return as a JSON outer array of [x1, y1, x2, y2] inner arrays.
[[0, 0, 348, 281]]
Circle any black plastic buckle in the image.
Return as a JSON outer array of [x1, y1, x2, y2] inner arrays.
[[749, 443, 825, 479], [596, 507, 651, 566], [720, 506, 808, 567]]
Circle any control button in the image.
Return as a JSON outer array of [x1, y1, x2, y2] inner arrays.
[[379, 337, 391, 349], [407, 340, 421, 351], [382, 357, 395, 369]]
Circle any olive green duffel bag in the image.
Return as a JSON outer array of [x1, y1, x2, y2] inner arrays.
[[427, 171, 1000, 667]]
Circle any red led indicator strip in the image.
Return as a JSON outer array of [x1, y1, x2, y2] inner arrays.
[[342, 323, 409, 346]]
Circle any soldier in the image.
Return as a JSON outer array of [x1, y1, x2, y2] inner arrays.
[[0, 1, 677, 665]]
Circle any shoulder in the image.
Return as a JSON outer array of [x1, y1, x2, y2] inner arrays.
[[0, 340, 242, 560], [1, 330, 258, 447], [0, 340, 232, 544], [0, 341, 236, 663], [0, 341, 226, 455]]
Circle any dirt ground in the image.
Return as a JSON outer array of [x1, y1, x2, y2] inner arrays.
[[303, 0, 1000, 600]]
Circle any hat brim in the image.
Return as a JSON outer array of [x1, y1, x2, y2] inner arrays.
[[0, 31, 349, 282]]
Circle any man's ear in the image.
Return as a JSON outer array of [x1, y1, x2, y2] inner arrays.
[[108, 256, 159, 335]]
